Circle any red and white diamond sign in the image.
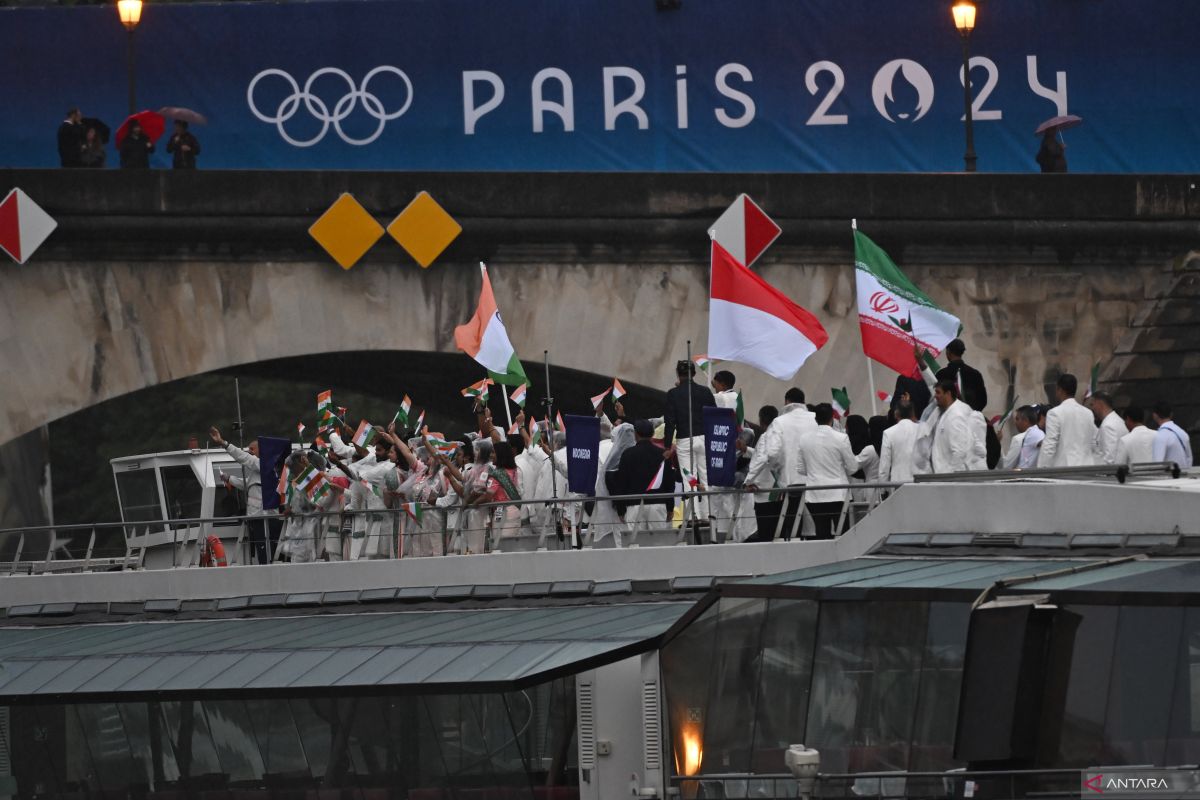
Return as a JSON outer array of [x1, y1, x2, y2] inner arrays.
[[708, 193, 782, 268], [0, 188, 58, 265]]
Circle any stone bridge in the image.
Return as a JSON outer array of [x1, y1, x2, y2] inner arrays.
[[1, 170, 1198, 525]]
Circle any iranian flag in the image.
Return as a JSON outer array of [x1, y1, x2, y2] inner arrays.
[[646, 462, 665, 491], [832, 388, 851, 420], [708, 241, 828, 380], [855, 228, 960, 377], [453, 262, 528, 386]]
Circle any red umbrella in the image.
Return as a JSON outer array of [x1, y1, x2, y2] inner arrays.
[[1035, 114, 1083, 136], [158, 106, 208, 126], [115, 110, 166, 147]]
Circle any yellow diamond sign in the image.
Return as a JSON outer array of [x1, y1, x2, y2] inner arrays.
[[387, 191, 462, 268], [309, 193, 384, 270]]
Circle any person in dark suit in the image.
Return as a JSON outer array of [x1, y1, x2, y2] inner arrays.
[[607, 419, 671, 529], [890, 373, 931, 420], [119, 120, 154, 169], [57, 108, 85, 167], [936, 338, 988, 412], [166, 120, 201, 169]]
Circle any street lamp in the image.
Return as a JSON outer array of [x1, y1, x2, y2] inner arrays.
[[117, 0, 144, 114], [952, 1, 977, 172]]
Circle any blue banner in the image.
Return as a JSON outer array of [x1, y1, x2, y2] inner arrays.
[[258, 436, 291, 511], [703, 407, 738, 488], [564, 415, 601, 496], [3, 0, 1198, 172]]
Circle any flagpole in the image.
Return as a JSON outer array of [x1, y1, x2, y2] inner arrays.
[[501, 382, 514, 433], [543, 350, 562, 546], [868, 359, 879, 417], [686, 339, 699, 545]]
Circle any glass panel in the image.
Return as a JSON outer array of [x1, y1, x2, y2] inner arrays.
[[115, 468, 163, 530], [160, 465, 203, 528], [1101, 605, 1183, 765], [1045, 605, 1118, 767], [1166, 607, 1200, 765], [909, 602, 970, 771], [701, 598, 768, 774], [662, 601, 720, 778], [199, 700, 265, 781], [804, 600, 929, 773], [749, 599, 818, 774]]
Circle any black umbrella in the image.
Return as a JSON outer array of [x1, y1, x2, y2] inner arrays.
[[81, 117, 110, 144]]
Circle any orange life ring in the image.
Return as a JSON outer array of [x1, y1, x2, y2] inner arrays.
[[200, 535, 228, 567]]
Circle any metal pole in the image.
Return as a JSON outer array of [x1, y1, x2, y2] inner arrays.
[[868, 359, 879, 417], [543, 351, 563, 544], [961, 33, 977, 172], [685, 339, 699, 544], [126, 28, 137, 115]]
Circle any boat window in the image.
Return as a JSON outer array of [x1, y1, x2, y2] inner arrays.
[[211, 463, 245, 524], [115, 468, 163, 531], [161, 465, 203, 527]]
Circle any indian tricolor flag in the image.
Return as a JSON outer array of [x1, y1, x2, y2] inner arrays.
[[292, 466, 331, 502], [317, 390, 332, 412], [708, 241, 828, 380], [509, 384, 528, 408], [352, 420, 378, 448], [611, 378, 627, 401], [461, 378, 491, 402], [855, 228, 960, 377], [453, 262, 528, 386], [590, 388, 610, 410]]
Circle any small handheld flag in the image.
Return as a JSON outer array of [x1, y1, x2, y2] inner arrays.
[[831, 387, 851, 420], [735, 389, 745, 427], [590, 388, 610, 410], [556, 411, 566, 432], [391, 395, 412, 427], [877, 391, 892, 404], [292, 465, 332, 502], [646, 461, 665, 492], [529, 417, 542, 445], [414, 410, 425, 432], [352, 420, 378, 448], [461, 378, 492, 403], [317, 390, 332, 411], [692, 354, 711, 373], [1085, 361, 1101, 399], [297, 422, 306, 439], [509, 384, 528, 408], [611, 378, 627, 401], [403, 501, 423, 522]]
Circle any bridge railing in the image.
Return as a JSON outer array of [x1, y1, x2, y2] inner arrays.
[[0, 482, 904, 573]]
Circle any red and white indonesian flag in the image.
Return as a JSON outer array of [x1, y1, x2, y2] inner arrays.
[[453, 263, 528, 386], [708, 193, 781, 269], [707, 242, 829, 381], [0, 188, 57, 265], [855, 229, 960, 377]]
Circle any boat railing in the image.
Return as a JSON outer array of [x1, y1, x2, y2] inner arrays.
[[914, 460, 1183, 483], [0, 482, 904, 573], [671, 766, 1108, 800]]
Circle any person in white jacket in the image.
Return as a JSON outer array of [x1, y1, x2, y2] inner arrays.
[[1114, 405, 1157, 466], [930, 380, 974, 474], [795, 403, 859, 539], [744, 388, 817, 540], [1039, 374, 1098, 467], [879, 403, 919, 483], [1089, 391, 1126, 465]]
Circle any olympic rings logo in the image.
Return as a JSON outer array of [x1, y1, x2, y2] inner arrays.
[[246, 66, 413, 147]]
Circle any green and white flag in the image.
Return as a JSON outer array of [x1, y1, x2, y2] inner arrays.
[[831, 387, 851, 420], [855, 228, 960, 377], [1085, 361, 1101, 399]]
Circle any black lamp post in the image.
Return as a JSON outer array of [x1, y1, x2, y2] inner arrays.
[[117, 0, 144, 114], [952, 1, 977, 172]]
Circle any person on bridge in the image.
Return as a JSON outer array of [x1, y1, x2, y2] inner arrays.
[[119, 119, 154, 169], [1039, 374, 1097, 467], [57, 108, 85, 167], [1115, 405, 1156, 466], [744, 388, 816, 541], [1089, 391, 1126, 465], [796, 403, 859, 540], [1151, 401, 1193, 468], [935, 338, 988, 412], [662, 359, 715, 522], [166, 120, 201, 169], [209, 426, 281, 565]]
